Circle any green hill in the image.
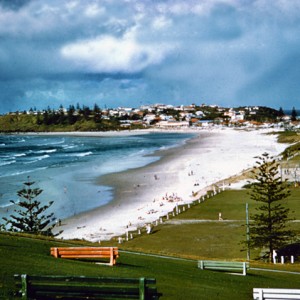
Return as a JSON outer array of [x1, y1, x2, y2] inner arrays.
[[0, 113, 126, 132]]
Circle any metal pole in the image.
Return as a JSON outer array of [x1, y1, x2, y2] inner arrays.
[[246, 203, 250, 261]]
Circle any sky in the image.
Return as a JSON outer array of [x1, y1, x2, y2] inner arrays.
[[0, 0, 300, 114]]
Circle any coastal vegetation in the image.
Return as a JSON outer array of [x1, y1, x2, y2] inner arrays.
[[2, 177, 57, 236], [278, 130, 300, 143], [247, 153, 295, 262], [277, 130, 300, 160], [0, 110, 126, 132]]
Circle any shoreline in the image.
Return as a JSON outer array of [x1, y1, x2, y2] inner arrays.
[[53, 127, 288, 242]]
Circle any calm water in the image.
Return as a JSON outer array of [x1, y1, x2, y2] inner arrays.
[[0, 132, 193, 221]]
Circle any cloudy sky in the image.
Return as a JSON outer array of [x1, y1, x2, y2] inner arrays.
[[0, 0, 299, 113]]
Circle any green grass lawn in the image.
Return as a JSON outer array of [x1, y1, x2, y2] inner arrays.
[[1, 232, 300, 300], [2, 186, 300, 299], [120, 188, 300, 260]]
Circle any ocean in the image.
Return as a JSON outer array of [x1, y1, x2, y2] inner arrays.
[[0, 132, 194, 222]]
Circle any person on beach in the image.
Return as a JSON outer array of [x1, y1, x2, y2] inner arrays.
[[146, 224, 152, 234], [218, 212, 223, 221]]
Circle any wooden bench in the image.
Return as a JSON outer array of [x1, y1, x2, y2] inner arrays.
[[14, 274, 162, 300], [253, 288, 300, 300], [198, 260, 249, 275], [50, 247, 119, 266]]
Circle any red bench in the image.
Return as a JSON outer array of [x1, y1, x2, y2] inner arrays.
[[50, 247, 119, 266]]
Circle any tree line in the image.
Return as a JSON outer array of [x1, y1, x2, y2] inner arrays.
[[35, 104, 103, 126]]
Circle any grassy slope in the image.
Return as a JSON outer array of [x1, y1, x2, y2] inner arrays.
[[277, 130, 300, 160], [2, 187, 300, 299], [120, 188, 300, 260], [1, 233, 300, 300], [0, 114, 112, 132]]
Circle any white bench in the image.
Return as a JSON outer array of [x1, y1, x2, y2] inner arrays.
[[198, 260, 249, 275], [253, 288, 300, 300]]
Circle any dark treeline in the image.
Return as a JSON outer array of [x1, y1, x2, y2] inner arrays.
[[35, 104, 104, 126]]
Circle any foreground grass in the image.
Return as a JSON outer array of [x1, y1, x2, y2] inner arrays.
[[1, 232, 300, 300]]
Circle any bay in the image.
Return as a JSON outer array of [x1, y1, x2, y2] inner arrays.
[[0, 132, 194, 222]]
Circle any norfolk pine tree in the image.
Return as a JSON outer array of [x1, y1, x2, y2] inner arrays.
[[3, 177, 56, 235], [248, 152, 295, 262], [291, 107, 298, 122]]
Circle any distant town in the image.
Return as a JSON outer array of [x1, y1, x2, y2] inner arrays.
[[0, 103, 299, 132]]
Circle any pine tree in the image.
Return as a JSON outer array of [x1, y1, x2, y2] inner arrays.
[[278, 107, 284, 118], [3, 177, 55, 235], [291, 107, 297, 122], [93, 103, 102, 123], [67, 105, 76, 125], [248, 153, 295, 261]]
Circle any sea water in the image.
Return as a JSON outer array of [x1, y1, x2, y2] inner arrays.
[[0, 132, 193, 222]]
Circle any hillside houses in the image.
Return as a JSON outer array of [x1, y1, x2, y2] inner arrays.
[[5, 103, 298, 131]]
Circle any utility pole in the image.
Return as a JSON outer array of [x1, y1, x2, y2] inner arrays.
[[246, 203, 250, 261]]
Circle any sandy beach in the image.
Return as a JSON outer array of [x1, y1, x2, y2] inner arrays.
[[54, 128, 287, 242]]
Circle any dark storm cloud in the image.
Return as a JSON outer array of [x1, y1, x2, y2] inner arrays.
[[238, 52, 300, 107], [0, 0, 30, 10], [0, 0, 300, 113]]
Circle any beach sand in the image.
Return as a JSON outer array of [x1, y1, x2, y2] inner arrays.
[[54, 128, 287, 242]]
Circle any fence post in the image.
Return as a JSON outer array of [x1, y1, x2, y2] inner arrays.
[[139, 278, 146, 300], [21, 274, 28, 298]]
